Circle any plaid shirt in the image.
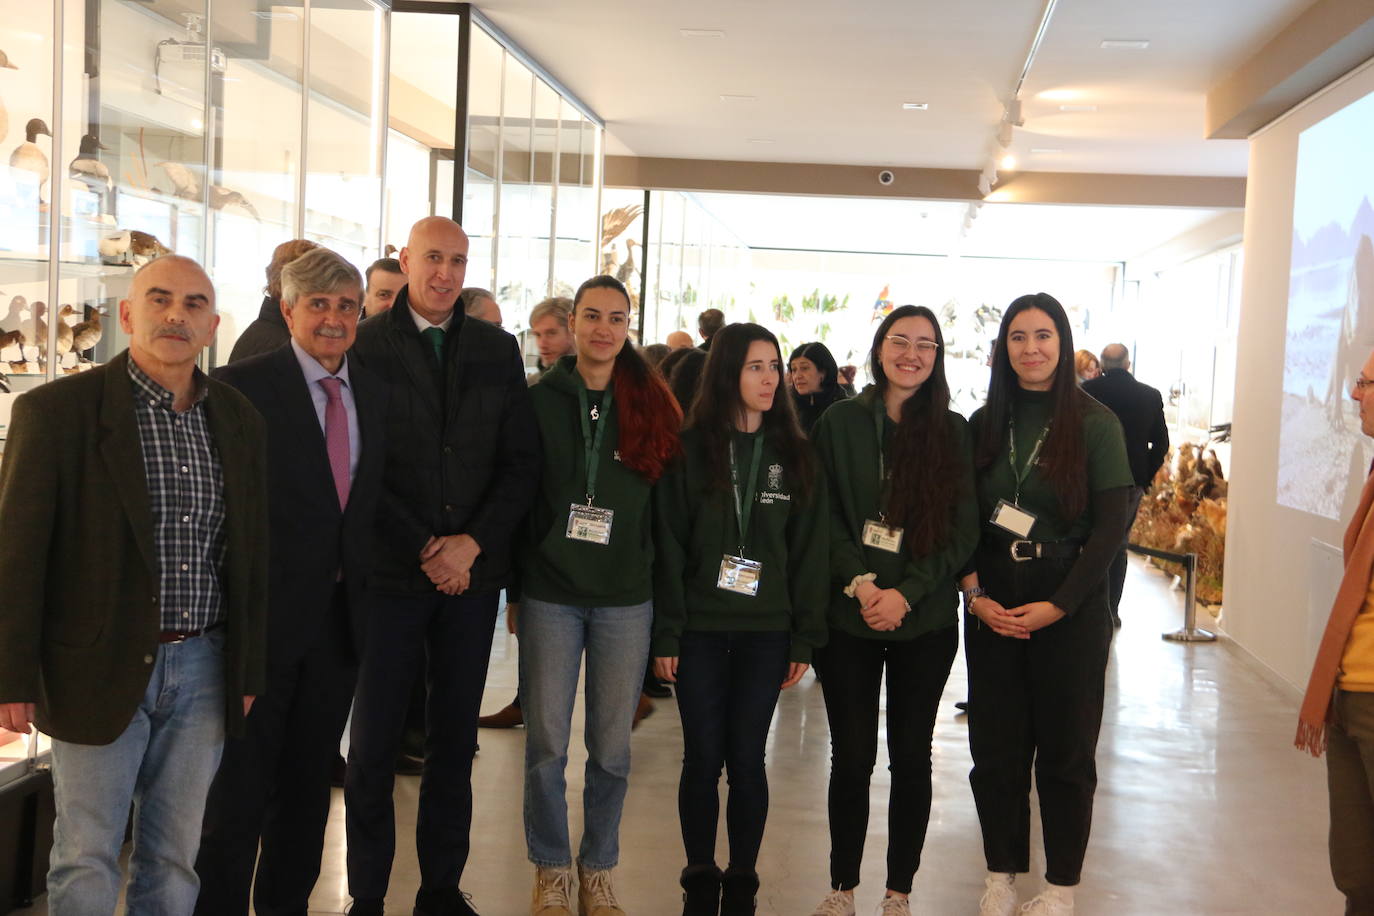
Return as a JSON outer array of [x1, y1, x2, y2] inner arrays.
[[127, 358, 228, 631]]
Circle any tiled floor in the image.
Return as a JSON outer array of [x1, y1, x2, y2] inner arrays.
[[30, 557, 1345, 914]]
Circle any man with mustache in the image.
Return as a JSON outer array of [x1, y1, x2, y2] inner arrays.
[[194, 248, 388, 915], [0, 255, 268, 913], [346, 217, 539, 916]]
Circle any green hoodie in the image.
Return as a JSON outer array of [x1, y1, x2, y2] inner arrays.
[[811, 388, 979, 641], [652, 426, 829, 664], [518, 356, 655, 607]]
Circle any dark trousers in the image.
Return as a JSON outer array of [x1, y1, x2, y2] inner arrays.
[[1328, 690, 1374, 915], [674, 630, 790, 872], [966, 547, 1112, 887], [1106, 486, 1145, 622], [345, 589, 499, 898], [813, 625, 957, 895], [194, 587, 358, 916]]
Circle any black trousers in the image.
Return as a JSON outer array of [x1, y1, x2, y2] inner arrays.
[[1106, 486, 1145, 621], [813, 625, 957, 895], [194, 586, 358, 916], [674, 630, 790, 872], [345, 589, 498, 898], [966, 546, 1112, 886]]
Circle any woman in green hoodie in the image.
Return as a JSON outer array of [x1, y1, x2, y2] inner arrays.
[[808, 305, 979, 916], [653, 322, 828, 916], [520, 275, 683, 916]]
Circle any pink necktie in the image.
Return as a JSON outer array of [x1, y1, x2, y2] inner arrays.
[[319, 377, 350, 510]]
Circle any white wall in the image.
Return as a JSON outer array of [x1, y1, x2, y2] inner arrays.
[[1225, 59, 1374, 688]]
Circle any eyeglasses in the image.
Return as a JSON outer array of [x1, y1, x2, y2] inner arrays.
[[1355, 376, 1374, 394], [884, 335, 940, 355]]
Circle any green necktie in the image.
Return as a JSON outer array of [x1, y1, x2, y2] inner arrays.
[[421, 326, 445, 366]]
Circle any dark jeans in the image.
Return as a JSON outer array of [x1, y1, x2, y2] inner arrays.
[[1107, 486, 1145, 621], [195, 589, 358, 916], [345, 589, 498, 898], [966, 544, 1112, 887], [674, 630, 790, 872], [1328, 690, 1374, 915], [813, 625, 957, 895]]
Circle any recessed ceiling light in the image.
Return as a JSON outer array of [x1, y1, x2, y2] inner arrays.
[[1100, 39, 1149, 49], [1058, 104, 1097, 112], [680, 28, 725, 38], [902, 102, 929, 110], [719, 94, 756, 103], [1030, 147, 1063, 154]]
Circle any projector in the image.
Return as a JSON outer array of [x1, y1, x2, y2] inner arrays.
[[158, 40, 227, 72]]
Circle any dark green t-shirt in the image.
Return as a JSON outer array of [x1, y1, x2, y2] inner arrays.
[[970, 388, 1133, 541]]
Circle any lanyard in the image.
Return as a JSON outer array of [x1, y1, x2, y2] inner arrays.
[[872, 397, 892, 520], [1008, 415, 1050, 505], [576, 381, 615, 505], [729, 434, 764, 555]]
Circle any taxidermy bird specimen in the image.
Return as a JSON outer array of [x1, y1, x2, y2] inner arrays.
[[54, 304, 76, 356], [70, 134, 112, 193], [131, 230, 172, 263], [0, 48, 17, 145], [10, 118, 51, 202], [71, 306, 105, 358], [157, 160, 260, 220], [98, 230, 130, 262], [0, 329, 26, 354]]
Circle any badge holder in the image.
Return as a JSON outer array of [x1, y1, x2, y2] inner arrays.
[[862, 518, 904, 553], [566, 503, 614, 545], [717, 554, 762, 596], [989, 498, 1037, 539]]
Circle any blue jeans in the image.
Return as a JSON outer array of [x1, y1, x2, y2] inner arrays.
[[48, 628, 227, 916], [673, 630, 789, 872], [519, 596, 652, 869]]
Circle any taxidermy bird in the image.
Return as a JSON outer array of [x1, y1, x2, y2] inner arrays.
[[157, 160, 199, 199], [130, 230, 172, 265], [0, 49, 17, 145], [209, 186, 259, 220], [98, 230, 131, 263], [0, 329, 25, 355], [10, 118, 51, 201], [1, 295, 26, 329], [71, 306, 104, 358], [54, 304, 76, 356], [32, 301, 48, 358], [616, 238, 639, 286], [69, 134, 112, 193]]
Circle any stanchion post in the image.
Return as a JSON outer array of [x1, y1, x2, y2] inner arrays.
[[1163, 551, 1217, 643]]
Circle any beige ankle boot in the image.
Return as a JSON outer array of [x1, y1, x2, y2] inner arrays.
[[531, 866, 574, 916], [576, 864, 626, 916]]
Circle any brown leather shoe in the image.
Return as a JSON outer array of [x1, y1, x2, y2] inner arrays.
[[478, 702, 524, 729], [632, 693, 654, 729]]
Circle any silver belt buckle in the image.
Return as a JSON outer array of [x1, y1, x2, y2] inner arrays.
[[1010, 539, 1034, 562]]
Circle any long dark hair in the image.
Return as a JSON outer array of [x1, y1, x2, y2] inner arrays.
[[871, 305, 961, 556], [573, 275, 681, 482], [686, 322, 814, 502], [974, 292, 1087, 519]]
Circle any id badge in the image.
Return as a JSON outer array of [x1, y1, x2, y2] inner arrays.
[[566, 504, 614, 545], [717, 554, 763, 596], [862, 519, 904, 553], [990, 498, 1037, 538]]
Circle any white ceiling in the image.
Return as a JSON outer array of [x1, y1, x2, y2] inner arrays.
[[468, 0, 1314, 177], [685, 191, 1227, 261]]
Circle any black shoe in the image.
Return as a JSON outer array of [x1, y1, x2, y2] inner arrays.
[[719, 867, 758, 916], [955, 701, 968, 713], [348, 898, 384, 916], [681, 864, 722, 916], [414, 886, 478, 916]]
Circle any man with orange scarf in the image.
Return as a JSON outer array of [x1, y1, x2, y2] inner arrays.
[[1299, 349, 1374, 916]]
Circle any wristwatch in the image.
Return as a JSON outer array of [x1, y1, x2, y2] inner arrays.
[[963, 586, 988, 606]]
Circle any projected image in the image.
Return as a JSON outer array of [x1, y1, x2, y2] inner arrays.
[[1279, 91, 1374, 520]]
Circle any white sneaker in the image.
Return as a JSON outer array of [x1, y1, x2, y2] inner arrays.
[[1019, 885, 1074, 916], [811, 889, 857, 916], [979, 875, 1017, 916], [873, 894, 910, 915]]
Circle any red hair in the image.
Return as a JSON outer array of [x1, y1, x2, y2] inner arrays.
[[613, 349, 682, 482]]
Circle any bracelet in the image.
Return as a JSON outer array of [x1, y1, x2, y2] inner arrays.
[[963, 586, 988, 606], [844, 573, 877, 598]]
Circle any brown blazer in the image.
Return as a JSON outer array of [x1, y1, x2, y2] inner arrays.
[[0, 350, 269, 745]]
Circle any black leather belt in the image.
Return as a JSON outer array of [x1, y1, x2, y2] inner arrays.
[[158, 621, 225, 643], [1009, 539, 1082, 562]]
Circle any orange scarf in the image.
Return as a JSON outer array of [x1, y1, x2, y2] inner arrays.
[[1297, 468, 1374, 756]]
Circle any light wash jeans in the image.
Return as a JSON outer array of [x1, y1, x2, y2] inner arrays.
[[519, 596, 651, 869], [47, 628, 227, 916]]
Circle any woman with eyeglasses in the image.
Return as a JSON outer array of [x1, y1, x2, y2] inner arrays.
[[653, 322, 829, 916], [807, 305, 979, 916], [959, 293, 1132, 916]]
